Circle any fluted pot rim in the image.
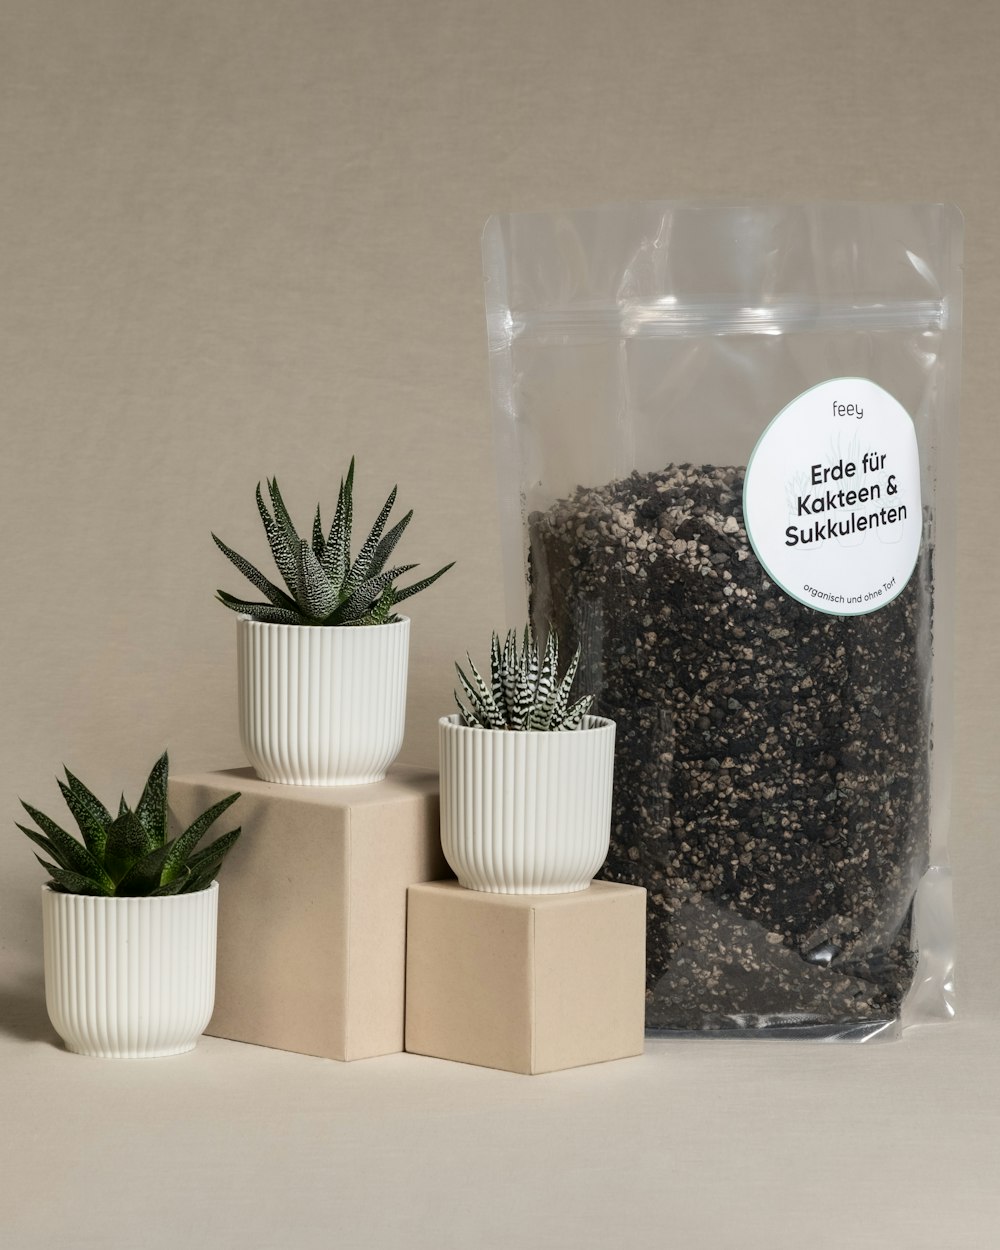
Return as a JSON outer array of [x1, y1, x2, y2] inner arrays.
[[236, 614, 410, 632], [439, 712, 615, 737], [41, 881, 219, 906]]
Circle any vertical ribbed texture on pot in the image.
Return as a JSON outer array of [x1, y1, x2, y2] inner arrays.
[[42, 883, 218, 1058], [237, 616, 409, 785], [439, 715, 616, 893]]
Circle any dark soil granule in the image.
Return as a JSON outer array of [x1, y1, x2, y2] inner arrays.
[[529, 463, 931, 1034]]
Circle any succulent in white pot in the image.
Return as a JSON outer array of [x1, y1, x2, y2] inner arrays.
[[214, 459, 452, 785], [440, 628, 616, 894], [15, 753, 241, 1058]]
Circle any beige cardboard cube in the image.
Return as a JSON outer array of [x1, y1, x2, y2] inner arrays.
[[405, 880, 647, 1074], [169, 765, 448, 1062]]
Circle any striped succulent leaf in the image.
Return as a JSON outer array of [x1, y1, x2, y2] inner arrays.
[[455, 656, 506, 729], [212, 534, 299, 612], [490, 633, 505, 711], [507, 626, 540, 729], [560, 697, 593, 731], [527, 633, 560, 729], [549, 646, 584, 726], [321, 460, 355, 584], [298, 540, 340, 619], [267, 478, 306, 567], [392, 563, 454, 603], [341, 485, 397, 599], [215, 591, 301, 625], [364, 586, 398, 626], [369, 509, 413, 578], [255, 482, 302, 599], [15, 754, 241, 898], [214, 458, 451, 626], [454, 627, 594, 732], [338, 564, 416, 622], [311, 504, 325, 560]]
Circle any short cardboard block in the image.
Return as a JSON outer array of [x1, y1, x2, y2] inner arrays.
[[169, 765, 447, 1061], [405, 880, 646, 1074]]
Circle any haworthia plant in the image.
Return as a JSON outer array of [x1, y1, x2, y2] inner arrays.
[[16, 752, 240, 897], [454, 627, 594, 731], [213, 459, 453, 626]]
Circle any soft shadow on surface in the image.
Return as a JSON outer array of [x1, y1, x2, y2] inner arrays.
[[0, 973, 58, 1044]]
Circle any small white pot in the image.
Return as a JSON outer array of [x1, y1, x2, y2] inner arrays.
[[237, 615, 409, 785], [439, 714, 616, 894], [42, 883, 218, 1059]]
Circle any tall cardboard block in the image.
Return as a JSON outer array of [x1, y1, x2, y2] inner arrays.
[[169, 765, 447, 1061], [405, 880, 646, 1074]]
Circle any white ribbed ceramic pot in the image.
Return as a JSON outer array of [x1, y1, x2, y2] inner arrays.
[[439, 714, 616, 894], [237, 615, 409, 785], [41, 882, 218, 1059]]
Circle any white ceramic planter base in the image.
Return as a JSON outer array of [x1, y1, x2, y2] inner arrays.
[[237, 616, 409, 786], [439, 714, 616, 894], [42, 883, 218, 1058]]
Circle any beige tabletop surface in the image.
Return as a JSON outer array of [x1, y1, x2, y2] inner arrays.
[[2, 1, 998, 1246]]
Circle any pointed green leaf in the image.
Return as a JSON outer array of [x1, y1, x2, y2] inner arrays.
[[368, 585, 397, 625], [185, 826, 241, 870], [57, 781, 107, 858], [216, 591, 302, 625], [322, 459, 355, 584], [62, 768, 112, 851], [180, 868, 218, 894], [19, 802, 115, 888], [135, 751, 169, 848], [392, 563, 454, 604], [150, 868, 190, 896], [256, 482, 301, 600], [342, 486, 397, 597], [16, 822, 61, 867], [298, 540, 339, 619], [115, 840, 177, 896], [312, 505, 325, 559], [338, 565, 416, 621], [267, 477, 302, 554], [35, 856, 112, 896], [103, 809, 153, 883], [161, 793, 240, 883], [368, 510, 413, 578], [181, 828, 241, 885], [344, 585, 398, 626], [212, 534, 300, 611]]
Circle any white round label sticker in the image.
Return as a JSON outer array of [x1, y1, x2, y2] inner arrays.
[[743, 378, 922, 616]]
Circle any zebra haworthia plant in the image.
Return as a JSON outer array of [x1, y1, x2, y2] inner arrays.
[[16, 752, 240, 897], [455, 627, 594, 731], [213, 459, 453, 626]]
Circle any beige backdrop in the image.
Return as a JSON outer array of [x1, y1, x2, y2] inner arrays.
[[1, 2, 998, 1246]]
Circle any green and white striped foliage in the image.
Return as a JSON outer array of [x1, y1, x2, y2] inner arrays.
[[213, 459, 453, 627], [455, 628, 594, 731], [17, 753, 241, 897]]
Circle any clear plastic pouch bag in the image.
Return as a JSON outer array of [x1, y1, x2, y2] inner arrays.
[[484, 202, 961, 1038]]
